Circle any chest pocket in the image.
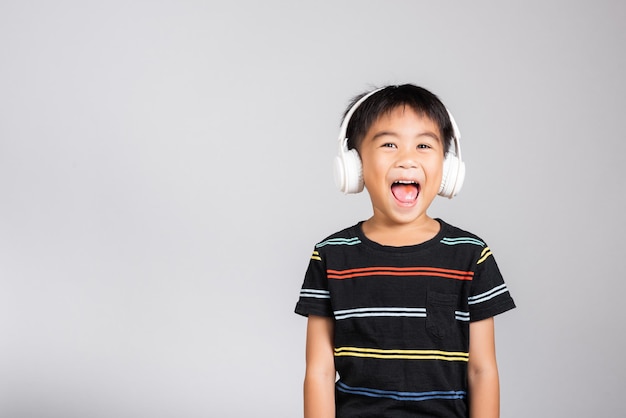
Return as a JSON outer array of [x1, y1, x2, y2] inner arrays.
[[426, 291, 458, 340]]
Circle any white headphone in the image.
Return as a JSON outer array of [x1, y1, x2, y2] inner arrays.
[[333, 87, 466, 198]]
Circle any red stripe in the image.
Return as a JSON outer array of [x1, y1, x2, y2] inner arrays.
[[329, 266, 472, 275], [327, 267, 473, 281]]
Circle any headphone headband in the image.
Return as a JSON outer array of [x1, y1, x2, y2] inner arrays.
[[337, 87, 385, 143]]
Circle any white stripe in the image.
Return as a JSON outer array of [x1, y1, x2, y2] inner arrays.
[[468, 285, 508, 305], [468, 284, 507, 301], [335, 312, 427, 320], [468, 288, 508, 305], [334, 307, 426, 320], [301, 293, 331, 299], [300, 289, 330, 299], [453, 310, 470, 321], [336, 312, 472, 321], [333, 307, 473, 321], [334, 307, 426, 315], [302, 289, 329, 295]]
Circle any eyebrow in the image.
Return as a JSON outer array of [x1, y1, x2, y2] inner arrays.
[[371, 130, 441, 142]]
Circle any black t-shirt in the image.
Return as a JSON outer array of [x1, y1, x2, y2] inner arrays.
[[295, 219, 516, 418]]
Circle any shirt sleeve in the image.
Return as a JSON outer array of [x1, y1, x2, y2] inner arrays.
[[294, 246, 333, 318], [468, 245, 516, 322]]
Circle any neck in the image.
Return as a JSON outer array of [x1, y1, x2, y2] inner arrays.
[[361, 216, 440, 247]]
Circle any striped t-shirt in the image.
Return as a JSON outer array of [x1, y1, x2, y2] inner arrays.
[[295, 219, 515, 418]]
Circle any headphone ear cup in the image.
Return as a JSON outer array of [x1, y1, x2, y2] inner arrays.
[[439, 153, 465, 198], [334, 148, 364, 194]]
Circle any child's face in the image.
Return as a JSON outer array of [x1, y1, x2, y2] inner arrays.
[[359, 106, 445, 227]]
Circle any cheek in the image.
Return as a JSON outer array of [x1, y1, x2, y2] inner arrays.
[[361, 167, 377, 189], [426, 160, 444, 183], [363, 161, 387, 183]]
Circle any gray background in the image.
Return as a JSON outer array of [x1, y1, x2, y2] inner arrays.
[[1, 1, 625, 417]]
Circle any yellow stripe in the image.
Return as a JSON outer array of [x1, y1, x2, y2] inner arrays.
[[477, 248, 492, 264], [335, 347, 468, 356], [311, 256, 322, 261], [334, 347, 468, 361], [334, 352, 469, 361]]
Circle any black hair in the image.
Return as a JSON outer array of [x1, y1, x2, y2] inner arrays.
[[344, 84, 454, 155]]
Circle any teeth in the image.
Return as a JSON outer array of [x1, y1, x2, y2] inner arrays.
[[394, 180, 417, 184]]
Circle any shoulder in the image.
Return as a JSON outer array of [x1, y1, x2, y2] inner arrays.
[[436, 220, 494, 266], [437, 219, 488, 248], [314, 223, 362, 249]]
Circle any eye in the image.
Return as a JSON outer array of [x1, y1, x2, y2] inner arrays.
[[382, 143, 397, 148], [417, 143, 431, 149]]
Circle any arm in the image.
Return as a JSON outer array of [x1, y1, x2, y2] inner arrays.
[[468, 317, 500, 418], [304, 315, 336, 418]]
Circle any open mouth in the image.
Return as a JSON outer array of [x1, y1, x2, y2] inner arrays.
[[391, 180, 420, 204]]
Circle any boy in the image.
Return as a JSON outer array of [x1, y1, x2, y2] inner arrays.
[[295, 84, 515, 418]]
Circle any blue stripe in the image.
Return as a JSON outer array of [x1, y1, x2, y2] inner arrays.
[[440, 237, 485, 247], [336, 381, 466, 402], [316, 238, 361, 248]]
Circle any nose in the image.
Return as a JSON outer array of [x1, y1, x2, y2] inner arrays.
[[396, 149, 419, 169]]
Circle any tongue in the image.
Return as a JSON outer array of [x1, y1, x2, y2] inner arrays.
[[391, 184, 418, 203]]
